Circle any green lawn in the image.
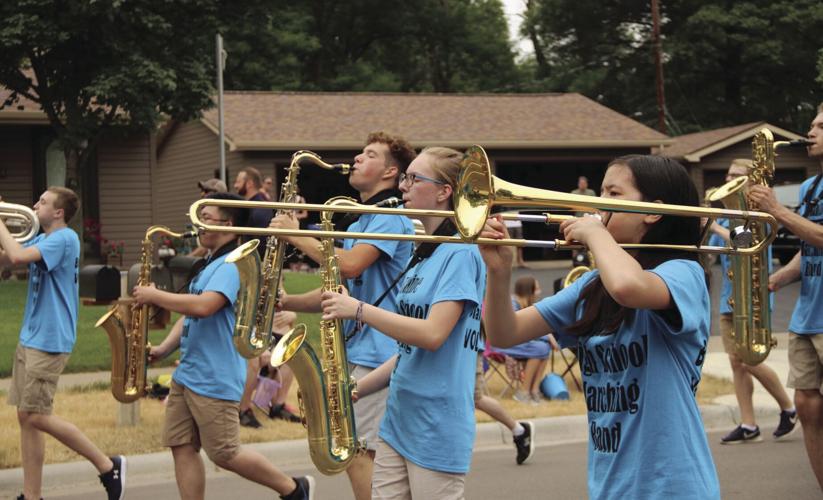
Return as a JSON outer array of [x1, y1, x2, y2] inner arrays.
[[0, 272, 322, 377]]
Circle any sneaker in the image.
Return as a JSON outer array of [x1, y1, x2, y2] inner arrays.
[[513, 421, 535, 465], [99, 455, 126, 500], [16, 495, 43, 500], [269, 403, 302, 423], [280, 475, 316, 500], [513, 391, 531, 403], [773, 410, 798, 439], [531, 392, 543, 403], [239, 408, 262, 428], [720, 425, 762, 444]]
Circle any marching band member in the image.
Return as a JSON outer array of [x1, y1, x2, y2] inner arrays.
[[271, 132, 416, 500], [0, 188, 126, 500], [480, 156, 720, 499], [749, 105, 823, 490], [133, 192, 314, 500], [321, 147, 486, 499]]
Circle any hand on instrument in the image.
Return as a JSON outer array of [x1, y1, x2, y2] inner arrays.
[[148, 344, 168, 364], [273, 310, 297, 333], [320, 288, 358, 321], [268, 213, 298, 242], [132, 284, 158, 305], [275, 288, 288, 311], [747, 185, 782, 215], [477, 216, 513, 272], [559, 213, 608, 247]]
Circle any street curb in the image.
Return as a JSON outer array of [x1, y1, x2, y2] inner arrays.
[[0, 401, 776, 497]]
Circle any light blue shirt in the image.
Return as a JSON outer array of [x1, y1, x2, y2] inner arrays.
[[19, 228, 80, 354], [790, 176, 823, 334], [534, 260, 720, 500], [343, 212, 414, 368], [379, 244, 485, 474], [172, 251, 246, 401]]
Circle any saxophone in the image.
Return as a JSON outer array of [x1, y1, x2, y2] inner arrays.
[[707, 128, 793, 365], [270, 196, 361, 475], [96, 226, 196, 402], [232, 150, 351, 358]]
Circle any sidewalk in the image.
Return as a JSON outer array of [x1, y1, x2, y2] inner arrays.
[[0, 332, 793, 497]]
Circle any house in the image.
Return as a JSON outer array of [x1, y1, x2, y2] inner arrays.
[[4, 90, 670, 265], [657, 122, 816, 195], [156, 92, 670, 260]]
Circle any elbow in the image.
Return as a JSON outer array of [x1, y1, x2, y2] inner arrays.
[[189, 303, 218, 319], [339, 263, 365, 280], [608, 280, 642, 308]]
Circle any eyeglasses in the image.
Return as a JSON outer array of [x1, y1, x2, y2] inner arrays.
[[200, 215, 229, 224], [399, 172, 446, 186]]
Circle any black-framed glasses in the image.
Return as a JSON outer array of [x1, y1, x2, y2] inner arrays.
[[399, 172, 446, 186]]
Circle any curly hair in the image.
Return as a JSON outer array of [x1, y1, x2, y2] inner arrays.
[[366, 131, 416, 173]]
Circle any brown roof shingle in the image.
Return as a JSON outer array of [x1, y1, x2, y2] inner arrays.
[[657, 122, 765, 159], [201, 92, 670, 150]]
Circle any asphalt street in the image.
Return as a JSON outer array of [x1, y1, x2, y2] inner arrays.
[[48, 429, 819, 499]]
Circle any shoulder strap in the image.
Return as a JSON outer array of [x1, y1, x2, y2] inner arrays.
[[800, 174, 823, 218]]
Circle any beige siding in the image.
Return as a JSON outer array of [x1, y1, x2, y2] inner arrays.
[[0, 126, 34, 205], [155, 121, 222, 229], [97, 135, 153, 266]]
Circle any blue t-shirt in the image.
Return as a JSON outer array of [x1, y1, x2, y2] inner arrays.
[[790, 175, 823, 334], [379, 244, 485, 474], [709, 219, 773, 315], [534, 260, 719, 500], [19, 228, 80, 354], [343, 212, 414, 368], [172, 251, 246, 401]]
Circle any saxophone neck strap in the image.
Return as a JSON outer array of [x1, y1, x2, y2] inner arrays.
[[799, 173, 823, 218]]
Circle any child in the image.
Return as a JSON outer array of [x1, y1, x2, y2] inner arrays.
[[133, 192, 313, 500], [0, 188, 125, 500], [320, 147, 485, 499], [480, 155, 720, 499]]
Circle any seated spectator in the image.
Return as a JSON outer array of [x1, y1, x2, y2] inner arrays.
[[492, 276, 554, 403]]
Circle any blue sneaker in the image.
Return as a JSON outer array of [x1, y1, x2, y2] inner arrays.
[[773, 410, 797, 439]]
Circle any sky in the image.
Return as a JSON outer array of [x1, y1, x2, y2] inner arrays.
[[501, 0, 533, 56]]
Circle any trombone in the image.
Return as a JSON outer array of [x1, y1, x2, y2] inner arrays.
[[189, 145, 778, 255], [0, 202, 40, 242]]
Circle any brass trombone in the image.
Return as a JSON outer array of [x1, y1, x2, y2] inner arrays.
[[0, 202, 40, 242], [189, 145, 778, 255]]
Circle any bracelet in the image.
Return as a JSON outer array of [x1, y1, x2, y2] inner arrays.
[[355, 301, 365, 332]]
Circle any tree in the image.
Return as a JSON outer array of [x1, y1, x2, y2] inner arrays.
[[220, 0, 520, 92], [0, 0, 220, 232], [522, 0, 823, 133]]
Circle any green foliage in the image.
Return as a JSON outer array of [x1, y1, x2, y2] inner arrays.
[[523, 0, 823, 133], [0, 0, 220, 153], [220, 0, 520, 92]]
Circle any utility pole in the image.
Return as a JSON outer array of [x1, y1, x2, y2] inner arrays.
[[216, 33, 227, 183], [651, 0, 667, 135]]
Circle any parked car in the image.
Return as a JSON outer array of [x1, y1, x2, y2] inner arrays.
[[772, 183, 801, 265]]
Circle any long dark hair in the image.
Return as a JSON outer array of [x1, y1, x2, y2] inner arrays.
[[565, 155, 705, 336]]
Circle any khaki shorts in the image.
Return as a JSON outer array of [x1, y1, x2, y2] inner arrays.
[[372, 438, 465, 500], [8, 344, 70, 415], [787, 333, 823, 394], [163, 380, 241, 464], [474, 355, 486, 402], [350, 363, 389, 451], [719, 314, 736, 354]]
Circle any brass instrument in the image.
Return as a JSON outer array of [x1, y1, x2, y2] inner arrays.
[[0, 202, 40, 242], [271, 196, 361, 475], [563, 251, 595, 288], [96, 226, 196, 402], [708, 128, 811, 365], [232, 150, 351, 359], [190, 144, 777, 254]]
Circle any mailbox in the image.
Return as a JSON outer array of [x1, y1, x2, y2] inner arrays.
[[79, 265, 121, 302]]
